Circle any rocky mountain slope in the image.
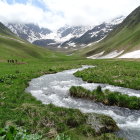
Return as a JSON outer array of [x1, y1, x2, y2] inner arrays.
[[6, 23, 52, 43], [80, 6, 140, 59], [32, 25, 93, 48], [61, 16, 125, 49]]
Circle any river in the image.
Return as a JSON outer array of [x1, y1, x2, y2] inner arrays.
[[26, 65, 140, 140]]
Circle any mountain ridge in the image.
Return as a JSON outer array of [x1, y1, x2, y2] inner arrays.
[[78, 6, 140, 59], [5, 16, 125, 51]]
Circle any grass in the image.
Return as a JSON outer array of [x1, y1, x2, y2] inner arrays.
[[0, 22, 17, 37], [0, 34, 93, 139], [0, 32, 133, 139], [0, 44, 139, 139], [70, 86, 140, 109], [74, 60, 140, 90], [0, 59, 124, 140]]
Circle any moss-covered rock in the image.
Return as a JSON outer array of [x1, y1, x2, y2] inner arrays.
[[87, 113, 119, 134]]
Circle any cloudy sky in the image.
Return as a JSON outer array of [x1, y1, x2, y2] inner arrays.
[[0, 0, 140, 30]]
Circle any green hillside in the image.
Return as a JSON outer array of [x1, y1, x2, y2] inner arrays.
[[0, 36, 58, 61], [0, 22, 16, 37], [77, 6, 140, 57], [0, 22, 80, 62]]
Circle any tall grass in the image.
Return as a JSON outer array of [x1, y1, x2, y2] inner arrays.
[[70, 86, 140, 109]]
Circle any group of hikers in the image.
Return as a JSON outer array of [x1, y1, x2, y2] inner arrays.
[[7, 60, 18, 63]]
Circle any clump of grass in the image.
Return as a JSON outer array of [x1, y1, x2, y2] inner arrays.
[[70, 86, 91, 98], [70, 86, 140, 110]]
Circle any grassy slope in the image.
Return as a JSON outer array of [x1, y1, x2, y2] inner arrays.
[[74, 59, 140, 90], [0, 22, 16, 37], [0, 33, 82, 62], [76, 6, 140, 57]]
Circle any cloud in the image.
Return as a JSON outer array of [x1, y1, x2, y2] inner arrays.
[[0, 0, 140, 30]]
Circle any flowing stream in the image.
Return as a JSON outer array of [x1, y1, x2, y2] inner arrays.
[[26, 66, 140, 140]]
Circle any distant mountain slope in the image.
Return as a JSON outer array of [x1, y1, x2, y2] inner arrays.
[[32, 25, 93, 47], [33, 16, 125, 51], [6, 23, 52, 42], [33, 39, 56, 46], [79, 6, 140, 58], [0, 22, 62, 61], [59, 16, 125, 49], [5, 16, 125, 51], [0, 22, 16, 37], [57, 25, 93, 39]]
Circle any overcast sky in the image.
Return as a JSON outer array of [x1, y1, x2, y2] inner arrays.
[[0, 0, 140, 30]]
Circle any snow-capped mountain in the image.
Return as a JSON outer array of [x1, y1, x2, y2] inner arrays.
[[6, 23, 52, 42], [32, 25, 93, 47], [107, 16, 125, 25], [60, 16, 125, 49], [5, 16, 125, 50], [57, 25, 93, 40]]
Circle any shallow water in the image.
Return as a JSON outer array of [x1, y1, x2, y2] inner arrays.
[[26, 65, 140, 140]]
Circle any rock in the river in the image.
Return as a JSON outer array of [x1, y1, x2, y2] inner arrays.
[[87, 113, 119, 134]]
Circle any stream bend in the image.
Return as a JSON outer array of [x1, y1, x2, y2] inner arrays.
[[26, 65, 140, 140]]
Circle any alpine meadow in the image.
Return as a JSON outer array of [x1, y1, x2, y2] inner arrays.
[[0, 1, 140, 140]]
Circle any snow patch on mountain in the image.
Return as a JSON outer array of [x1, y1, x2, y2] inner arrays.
[[99, 50, 124, 59], [107, 16, 126, 25], [119, 50, 140, 58], [87, 50, 124, 59], [87, 51, 105, 59], [6, 23, 52, 43]]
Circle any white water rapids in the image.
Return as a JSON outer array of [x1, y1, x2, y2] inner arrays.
[[26, 65, 140, 140]]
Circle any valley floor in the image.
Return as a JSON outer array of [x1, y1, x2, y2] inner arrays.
[[0, 58, 139, 139]]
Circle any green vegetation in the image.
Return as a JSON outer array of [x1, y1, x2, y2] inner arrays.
[[0, 22, 16, 37], [70, 86, 140, 109], [74, 60, 140, 90], [0, 24, 128, 139], [0, 126, 42, 140], [0, 59, 123, 139], [0, 61, 85, 138], [0, 34, 73, 61], [0, 41, 137, 139], [0, 126, 123, 140], [1, 51, 138, 139]]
